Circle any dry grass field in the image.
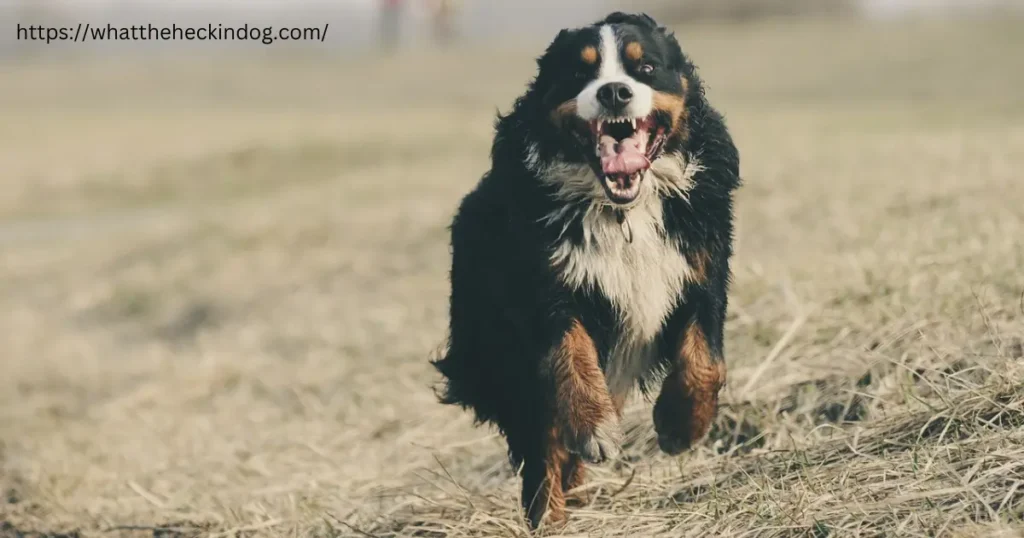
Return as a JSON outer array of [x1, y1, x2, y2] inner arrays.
[[2, 17, 1024, 538]]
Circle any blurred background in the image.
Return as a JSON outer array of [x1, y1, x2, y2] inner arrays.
[[2, 0, 1023, 51], [2, 1, 1023, 536]]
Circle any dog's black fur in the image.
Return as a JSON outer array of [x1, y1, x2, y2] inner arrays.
[[433, 12, 740, 527]]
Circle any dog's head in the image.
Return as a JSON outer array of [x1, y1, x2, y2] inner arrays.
[[518, 12, 699, 206]]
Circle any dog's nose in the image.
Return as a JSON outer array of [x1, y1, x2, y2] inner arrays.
[[596, 82, 633, 113]]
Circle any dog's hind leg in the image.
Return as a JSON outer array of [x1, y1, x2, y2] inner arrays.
[[550, 320, 621, 464], [521, 320, 619, 528], [561, 454, 588, 505], [520, 427, 569, 529]]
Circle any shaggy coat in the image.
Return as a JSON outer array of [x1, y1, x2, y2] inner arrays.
[[433, 12, 740, 528]]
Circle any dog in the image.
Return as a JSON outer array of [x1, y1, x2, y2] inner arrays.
[[432, 12, 740, 528]]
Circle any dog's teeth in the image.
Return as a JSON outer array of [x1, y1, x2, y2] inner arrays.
[[630, 118, 636, 129], [597, 120, 604, 132]]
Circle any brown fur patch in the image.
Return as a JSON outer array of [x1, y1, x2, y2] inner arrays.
[[687, 249, 711, 284], [552, 321, 616, 442], [523, 427, 570, 528], [581, 46, 598, 65], [681, 324, 726, 396], [551, 99, 578, 126], [678, 323, 726, 441], [653, 322, 726, 452], [524, 321, 618, 527], [652, 90, 689, 139], [625, 42, 643, 62], [542, 427, 569, 526], [561, 455, 588, 505]]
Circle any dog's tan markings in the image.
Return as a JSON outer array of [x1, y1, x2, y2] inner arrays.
[[539, 426, 569, 526], [552, 321, 617, 444], [652, 88, 689, 140], [688, 248, 711, 284], [581, 45, 598, 65], [522, 426, 568, 529], [625, 41, 643, 62], [521, 429, 562, 528], [681, 324, 726, 400], [652, 91, 686, 128], [653, 322, 726, 454], [561, 455, 588, 505], [551, 99, 578, 125]]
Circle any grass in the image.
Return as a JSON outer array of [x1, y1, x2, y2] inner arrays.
[[1, 16, 1024, 538]]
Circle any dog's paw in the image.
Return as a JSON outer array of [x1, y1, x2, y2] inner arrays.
[[653, 389, 716, 456], [565, 418, 621, 464]]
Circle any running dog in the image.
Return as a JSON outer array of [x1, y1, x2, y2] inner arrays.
[[433, 11, 740, 528]]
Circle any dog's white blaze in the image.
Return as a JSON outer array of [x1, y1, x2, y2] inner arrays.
[[598, 26, 624, 80], [549, 164, 700, 396], [576, 25, 654, 122]]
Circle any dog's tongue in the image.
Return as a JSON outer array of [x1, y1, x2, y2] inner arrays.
[[599, 131, 650, 176]]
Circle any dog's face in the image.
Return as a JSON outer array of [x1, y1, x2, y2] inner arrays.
[[528, 13, 695, 206]]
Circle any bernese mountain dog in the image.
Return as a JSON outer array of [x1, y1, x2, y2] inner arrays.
[[433, 11, 740, 528]]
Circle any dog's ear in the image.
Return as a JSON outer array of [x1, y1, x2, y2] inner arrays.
[[536, 28, 572, 67], [601, 12, 659, 30], [531, 28, 576, 105]]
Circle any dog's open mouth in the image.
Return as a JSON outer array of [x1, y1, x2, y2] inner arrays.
[[585, 115, 668, 205]]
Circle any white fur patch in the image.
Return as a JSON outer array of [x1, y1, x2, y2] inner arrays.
[[576, 25, 653, 122], [545, 156, 704, 396], [536, 152, 702, 210]]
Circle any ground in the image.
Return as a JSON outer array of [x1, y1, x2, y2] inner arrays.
[[1, 17, 1023, 538]]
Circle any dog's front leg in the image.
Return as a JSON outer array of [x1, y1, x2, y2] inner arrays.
[[653, 305, 727, 455], [522, 320, 620, 528], [550, 320, 621, 464]]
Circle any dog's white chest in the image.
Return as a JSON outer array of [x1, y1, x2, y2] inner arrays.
[[551, 199, 693, 394]]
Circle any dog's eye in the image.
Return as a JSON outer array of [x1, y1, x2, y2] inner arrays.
[[639, 63, 655, 75]]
